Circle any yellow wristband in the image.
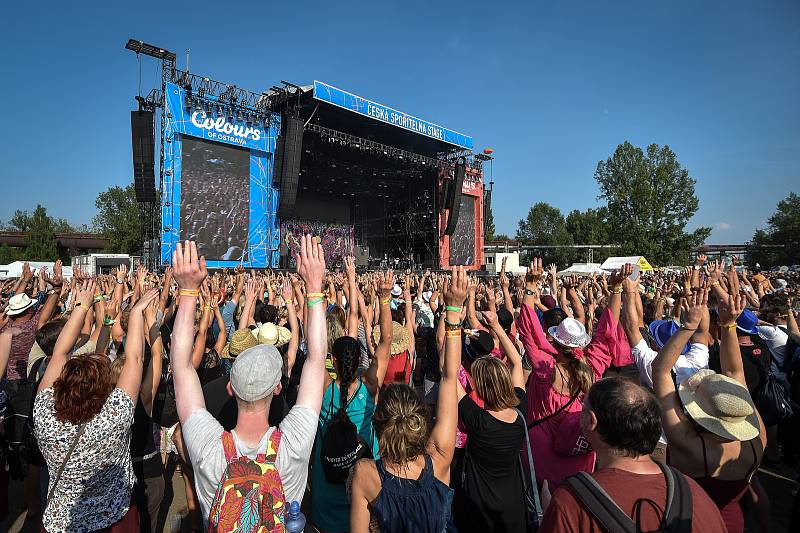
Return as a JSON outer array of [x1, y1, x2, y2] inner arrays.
[[381, 298, 391, 306], [178, 289, 200, 297], [611, 286, 623, 294], [720, 323, 738, 329], [306, 292, 325, 298], [75, 302, 90, 311]]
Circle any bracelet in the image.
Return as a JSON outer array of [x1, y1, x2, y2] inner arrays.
[[611, 286, 623, 294], [116, 279, 125, 285], [380, 298, 391, 306], [178, 289, 200, 297], [75, 302, 90, 311], [306, 297, 324, 307], [446, 329, 462, 338], [203, 305, 213, 311], [93, 294, 103, 303], [710, 281, 720, 286], [285, 299, 293, 306], [103, 317, 116, 326], [445, 305, 462, 313], [306, 292, 325, 298], [720, 323, 738, 329], [445, 317, 462, 327], [404, 299, 412, 304]]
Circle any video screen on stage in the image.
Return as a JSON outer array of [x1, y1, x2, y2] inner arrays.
[[180, 136, 250, 261], [449, 194, 475, 265]]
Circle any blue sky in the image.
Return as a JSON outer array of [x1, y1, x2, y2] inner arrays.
[[1, 1, 797, 244]]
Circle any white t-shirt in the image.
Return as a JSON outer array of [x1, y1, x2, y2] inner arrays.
[[632, 339, 709, 389], [757, 325, 789, 369], [182, 405, 318, 525]]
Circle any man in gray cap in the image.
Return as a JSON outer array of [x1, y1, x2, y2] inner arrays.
[[169, 237, 328, 527]]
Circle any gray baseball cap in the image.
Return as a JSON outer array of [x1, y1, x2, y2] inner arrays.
[[230, 344, 283, 402]]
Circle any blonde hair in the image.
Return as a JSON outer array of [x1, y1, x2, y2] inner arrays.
[[110, 354, 125, 383], [326, 308, 346, 354], [471, 357, 520, 411], [561, 348, 595, 396], [373, 384, 429, 466]]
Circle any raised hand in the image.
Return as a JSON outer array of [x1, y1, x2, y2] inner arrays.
[[295, 234, 326, 293], [343, 256, 356, 284], [133, 288, 160, 313], [718, 292, 746, 327], [22, 262, 32, 280], [172, 241, 208, 290], [526, 258, 544, 284], [281, 279, 293, 301], [547, 263, 557, 279], [75, 279, 97, 309], [622, 266, 640, 293], [680, 287, 708, 330], [695, 254, 707, 266], [116, 263, 128, 283], [609, 263, 633, 287], [377, 270, 395, 300], [445, 266, 469, 308], [481, 309, 499, 327]]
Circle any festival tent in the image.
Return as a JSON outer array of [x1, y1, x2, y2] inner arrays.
[[0, 261, 73, 280], [600, 256, 654, 272], [557, 263, 604, 277]]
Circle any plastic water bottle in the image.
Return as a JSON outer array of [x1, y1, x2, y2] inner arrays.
[[285, 500, 306, 533]]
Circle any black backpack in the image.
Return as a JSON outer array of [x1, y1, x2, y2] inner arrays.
[[320, 382, 372, 484], [565, 462, 692, 533]]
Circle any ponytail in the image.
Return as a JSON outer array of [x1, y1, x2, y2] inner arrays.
[[562, 348, 594, 396], [332, 336, 360, 418]]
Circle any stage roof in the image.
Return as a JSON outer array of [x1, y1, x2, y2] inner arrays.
[[293, 81, 473, 155]]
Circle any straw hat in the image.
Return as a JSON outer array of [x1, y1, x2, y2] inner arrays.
[[678, 369, 760, 441], [255, 323, 292, 347], [5, 294, 37, 316], [221, 329, 258, 359], [372, 321, 411, 355], [548, 318, 591, 349]]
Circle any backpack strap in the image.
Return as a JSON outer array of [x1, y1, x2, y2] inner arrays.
[[221, 432, 238, 463], [661, 465, 693, 533], [565, 472, 637, 533], [515, 408, 542, 525]]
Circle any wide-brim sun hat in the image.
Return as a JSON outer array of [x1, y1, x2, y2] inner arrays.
[[372, 321, 411, 355], [678, 369, 760, 442], [548, 317, 591, 349], [221, 329, 258, 359], [255, 322, 291, 347], [5, 293, 37, 316]]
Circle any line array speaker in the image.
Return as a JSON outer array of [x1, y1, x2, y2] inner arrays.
[[277, 115, 304, 218], [131, 110, 156, 202], [443, 158, 466, 236]]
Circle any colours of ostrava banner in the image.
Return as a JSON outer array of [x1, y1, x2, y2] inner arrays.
[[312, 81, 473, 150], [160, 81, 282, 268]]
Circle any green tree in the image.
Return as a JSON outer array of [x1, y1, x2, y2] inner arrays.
[[0, 244, 24, 264], [594, 142, 711, 265], [516, 202, 576, 267], [93, 184, 142, 254], [25, 205, 59, 261], [565, 207, 612, 263], [9, 210, 31, 232], [493, 233, 512, 241], [749, 192, 800, 267]]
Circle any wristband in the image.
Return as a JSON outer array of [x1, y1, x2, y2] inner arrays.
[[306, 297, 324, 307], [75, 302, 90, 311], [720, 323, 738, 329], [285, 299, 293, 306], [103, 317, 116, 326], [381, 298, 391, 306], [178, 289, 200, 297], [446, 329, 463, 338], [710, 281, 720, 286], [203, 305, 213, 311], [306, 292, 325, 298], [445, 305, 462, 313], [93, 294, 103, 303], [116, 279, 125, 285], [611, 286, 623, 294], [524, 289, 536, 296], [445, 321, 462, 331]]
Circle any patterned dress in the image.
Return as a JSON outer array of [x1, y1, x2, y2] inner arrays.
[[34, 388, 136, 533]]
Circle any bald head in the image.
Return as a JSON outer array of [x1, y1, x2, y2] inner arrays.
[[585, 377, 662, 457]]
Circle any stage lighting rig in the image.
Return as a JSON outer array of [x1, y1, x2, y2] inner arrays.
[[125, 39, 177, 62]]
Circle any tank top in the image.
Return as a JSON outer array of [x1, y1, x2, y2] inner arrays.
[[679, 435, 760, 533], [372, 455, 456, 533]]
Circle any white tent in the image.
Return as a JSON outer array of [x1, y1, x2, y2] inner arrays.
[[557, 263, 604, 277], [0, 261, 73, 280], [600, 256, 654, 272]]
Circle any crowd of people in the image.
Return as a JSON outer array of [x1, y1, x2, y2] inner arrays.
[[0, 243, 798, 532]]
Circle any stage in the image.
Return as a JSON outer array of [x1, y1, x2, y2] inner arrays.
[[127, 40, 488, 271]]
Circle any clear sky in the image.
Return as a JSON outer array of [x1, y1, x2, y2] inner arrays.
[[1, 1, 797, 244]]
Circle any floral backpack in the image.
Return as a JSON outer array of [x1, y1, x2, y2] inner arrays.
[[207, 430, 287, 532]]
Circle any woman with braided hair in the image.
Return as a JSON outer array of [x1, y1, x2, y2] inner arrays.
[[310, 259, 394, 533]]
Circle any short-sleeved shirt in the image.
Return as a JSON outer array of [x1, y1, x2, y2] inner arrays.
[[182, 405, 318, 526], [539, 467, 727, 532], [33, 388, 136, 533]]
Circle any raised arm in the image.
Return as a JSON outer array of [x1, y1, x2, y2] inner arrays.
[[716, 292, 748, 386], [403, 274, 416, 345], [117, 289, 160, 403], [652, 290, 708, 451], [344, 257, 360, 339], [36, 261, 64, 329], [428, 266, 468, 469], [39, 279, 95, 393], [483, 310, 525, 388], [293, 235, 328, 413], [499, 259, 514, 314], [566, 276, 586, 325], [13, 262, 33, 295], [170, 241, 209, 424], [364, 270, 394, 396], [281, 279, 300, 377]]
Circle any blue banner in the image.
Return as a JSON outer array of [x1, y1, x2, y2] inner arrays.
[[160, 82, 281, 268], [312, 81, 473, 150]]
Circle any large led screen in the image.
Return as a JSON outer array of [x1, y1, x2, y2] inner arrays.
[[449, 194, 475, 265]]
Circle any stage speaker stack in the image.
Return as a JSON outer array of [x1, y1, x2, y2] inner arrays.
[[131, 110, 156, 202], [277, 115, 304, 218], [354, 245, 370, 268], [443, 158, 466, 236]]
